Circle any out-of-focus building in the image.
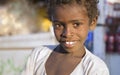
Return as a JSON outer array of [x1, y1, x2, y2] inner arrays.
[[0, 0, 38, 36], [0, 0, 52, 36]]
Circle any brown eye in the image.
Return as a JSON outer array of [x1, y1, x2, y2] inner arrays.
[[53, 23, 63, 30], [73, 22, 81, 28], [55, 24, 61, 28]]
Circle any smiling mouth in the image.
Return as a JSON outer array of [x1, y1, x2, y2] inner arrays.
[[65, 41, 76, 45], [61, 41, 77, 48]]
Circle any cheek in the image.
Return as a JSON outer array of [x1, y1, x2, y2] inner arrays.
[[54, 30, 62, 40], [77, 26, 89, 39]]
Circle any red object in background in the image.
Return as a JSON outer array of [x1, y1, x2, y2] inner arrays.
[[106, 33, 115, 53], [115, 32, 120, 53], [105, 16, 120, 26]]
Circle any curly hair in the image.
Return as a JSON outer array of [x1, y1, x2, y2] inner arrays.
[[46, 0, 99, 22]]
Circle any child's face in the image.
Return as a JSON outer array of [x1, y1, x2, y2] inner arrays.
[[52, 4, 97, 52]]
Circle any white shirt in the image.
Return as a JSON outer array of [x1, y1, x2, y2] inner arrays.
[[22, 46, 109, 75]]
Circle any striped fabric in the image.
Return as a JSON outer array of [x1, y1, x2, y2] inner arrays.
[[21, 46, 109, 75]]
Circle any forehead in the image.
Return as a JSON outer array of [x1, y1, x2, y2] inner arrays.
[[56, 3, 87, 13], [51, 3, 89, 21]]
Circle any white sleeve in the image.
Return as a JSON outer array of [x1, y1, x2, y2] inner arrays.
[[95, 68, 110, 75], [88, 66, 110, 75], [88, 57, 110, 75], [90, 62, 110, 75]]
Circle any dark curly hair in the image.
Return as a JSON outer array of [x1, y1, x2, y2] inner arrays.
[[46, 0, 99, 22]]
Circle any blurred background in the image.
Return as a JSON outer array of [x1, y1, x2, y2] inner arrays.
[[0, 0, 120, 75]]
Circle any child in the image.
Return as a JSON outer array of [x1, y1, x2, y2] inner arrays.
[[22, 0, 109, 75]]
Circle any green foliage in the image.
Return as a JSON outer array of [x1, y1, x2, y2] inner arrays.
[[0, 58, 23, 75]]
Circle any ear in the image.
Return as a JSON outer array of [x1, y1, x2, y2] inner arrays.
[[89, 15, 98, 31]]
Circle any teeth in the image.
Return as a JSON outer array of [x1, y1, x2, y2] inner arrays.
[[66, 42, 75, 45], [66, 42, 69, 44]]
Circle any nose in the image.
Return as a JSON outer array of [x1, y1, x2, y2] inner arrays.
[[61, 27, 73, 38]]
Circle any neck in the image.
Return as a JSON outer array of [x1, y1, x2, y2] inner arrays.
[[54, 45, 86, 58]]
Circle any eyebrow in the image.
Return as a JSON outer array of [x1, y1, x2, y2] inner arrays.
[[52, 18, 86, 25], [53, 19, 84, 22], [52, 20, 60, 22], [52, 20, 64, 24], [69, 20, 80, 22], [69, 19, 86, 23], [52, 20, 65, 25]]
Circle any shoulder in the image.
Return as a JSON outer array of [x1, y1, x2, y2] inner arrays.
[[86, 49, 106, 66], [82, 48, 110, 75], [22, 46, 53, 75], [28, 45, 56, 63], [32, 46, 52, 56]]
